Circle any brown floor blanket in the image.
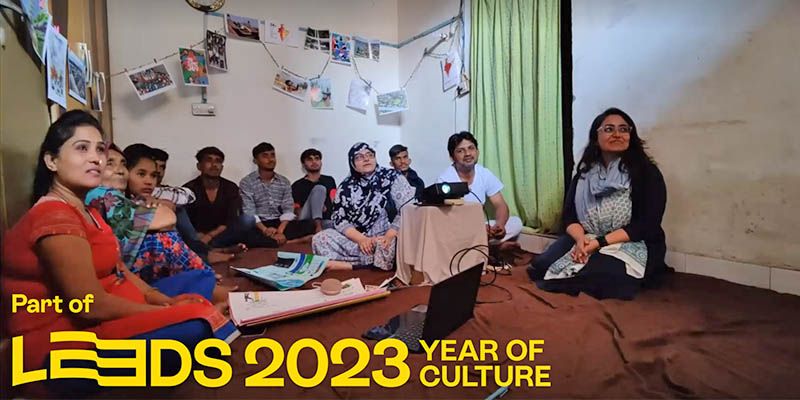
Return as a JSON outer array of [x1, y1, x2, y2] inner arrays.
[[85, 244, 800, 398]]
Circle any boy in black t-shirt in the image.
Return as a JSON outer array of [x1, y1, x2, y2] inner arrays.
[[291, 148, 337, 233]]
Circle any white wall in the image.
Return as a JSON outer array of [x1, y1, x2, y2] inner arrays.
[[573, 0, 800, 269], [107, 0, 401, 185], [397, 0, 470, 185]]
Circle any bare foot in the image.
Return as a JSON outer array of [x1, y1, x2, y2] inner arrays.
[[286, 234, 313, 245], [326, 260, 354, 271], [219, 243, 247, 254], [208, 250, 234, 264], [212, 284, 239, 304]]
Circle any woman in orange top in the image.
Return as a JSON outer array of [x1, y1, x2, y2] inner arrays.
[[2, 111, 237, 395]]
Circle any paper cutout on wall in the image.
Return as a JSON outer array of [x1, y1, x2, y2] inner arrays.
[[265, 21, 301, 47], [377, 89, 408, 116], [45, 24, 68, 108], [441, 48, 462, 92], [68, 50, 88, 105], [310, 78, 333, 109], [126, 62, 176, 100], [206, 30, 228, 71], [226, 14, 262, 41], [179, 48, 210, 87], [273, 68, 308, 101], [347, 79, 370, 112]]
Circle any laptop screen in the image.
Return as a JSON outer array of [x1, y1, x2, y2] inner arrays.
[[421, 262, 484, 342]]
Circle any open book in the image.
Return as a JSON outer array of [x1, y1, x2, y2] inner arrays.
[[231, 252, 328, 290], [228, 278, 389, 327]]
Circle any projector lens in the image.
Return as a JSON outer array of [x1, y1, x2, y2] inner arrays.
[[442, 184, 451, 194]]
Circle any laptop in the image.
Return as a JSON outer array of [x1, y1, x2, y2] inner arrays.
[[364, 262, 484, 353]]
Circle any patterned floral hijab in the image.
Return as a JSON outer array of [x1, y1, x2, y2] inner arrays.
[[332, 142, 400, 232], [85, 186, 156, 267]]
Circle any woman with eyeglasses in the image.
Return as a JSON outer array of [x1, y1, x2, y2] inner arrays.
[[527, 108, 669, 300], [312, 142, 415, 270]]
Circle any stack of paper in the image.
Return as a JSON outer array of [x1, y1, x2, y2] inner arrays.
[[228, 278, 389, 327]]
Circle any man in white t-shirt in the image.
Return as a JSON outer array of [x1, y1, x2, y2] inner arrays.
[[437, 131, 523, 243]]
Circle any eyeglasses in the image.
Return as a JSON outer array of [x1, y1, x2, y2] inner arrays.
[[598, 125, 632, 134], [354, 152, 375, 162]]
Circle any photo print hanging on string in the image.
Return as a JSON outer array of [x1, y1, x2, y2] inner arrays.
[[273, 68, 309, 101], [206, 30, 228, 71]]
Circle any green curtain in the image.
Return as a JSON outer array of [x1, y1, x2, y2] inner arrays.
[[470, 0, 564, 232]]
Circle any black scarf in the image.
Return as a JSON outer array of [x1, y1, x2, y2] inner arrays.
[[332, 143, 399, 232]]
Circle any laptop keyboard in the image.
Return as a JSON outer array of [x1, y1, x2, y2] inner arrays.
[[392, 320, 425, 351]]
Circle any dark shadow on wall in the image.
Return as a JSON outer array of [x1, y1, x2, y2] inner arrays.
[[561, 0, 575, 194]]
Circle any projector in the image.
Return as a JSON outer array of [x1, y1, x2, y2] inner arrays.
[[419, 182, 470, 205]]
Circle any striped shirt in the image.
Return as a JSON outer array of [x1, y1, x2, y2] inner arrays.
[[239, 171, 295, 222], [152, 185, 196, 205]]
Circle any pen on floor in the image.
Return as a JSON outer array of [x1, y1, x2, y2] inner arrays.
[[485, 386, 508, 400]]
